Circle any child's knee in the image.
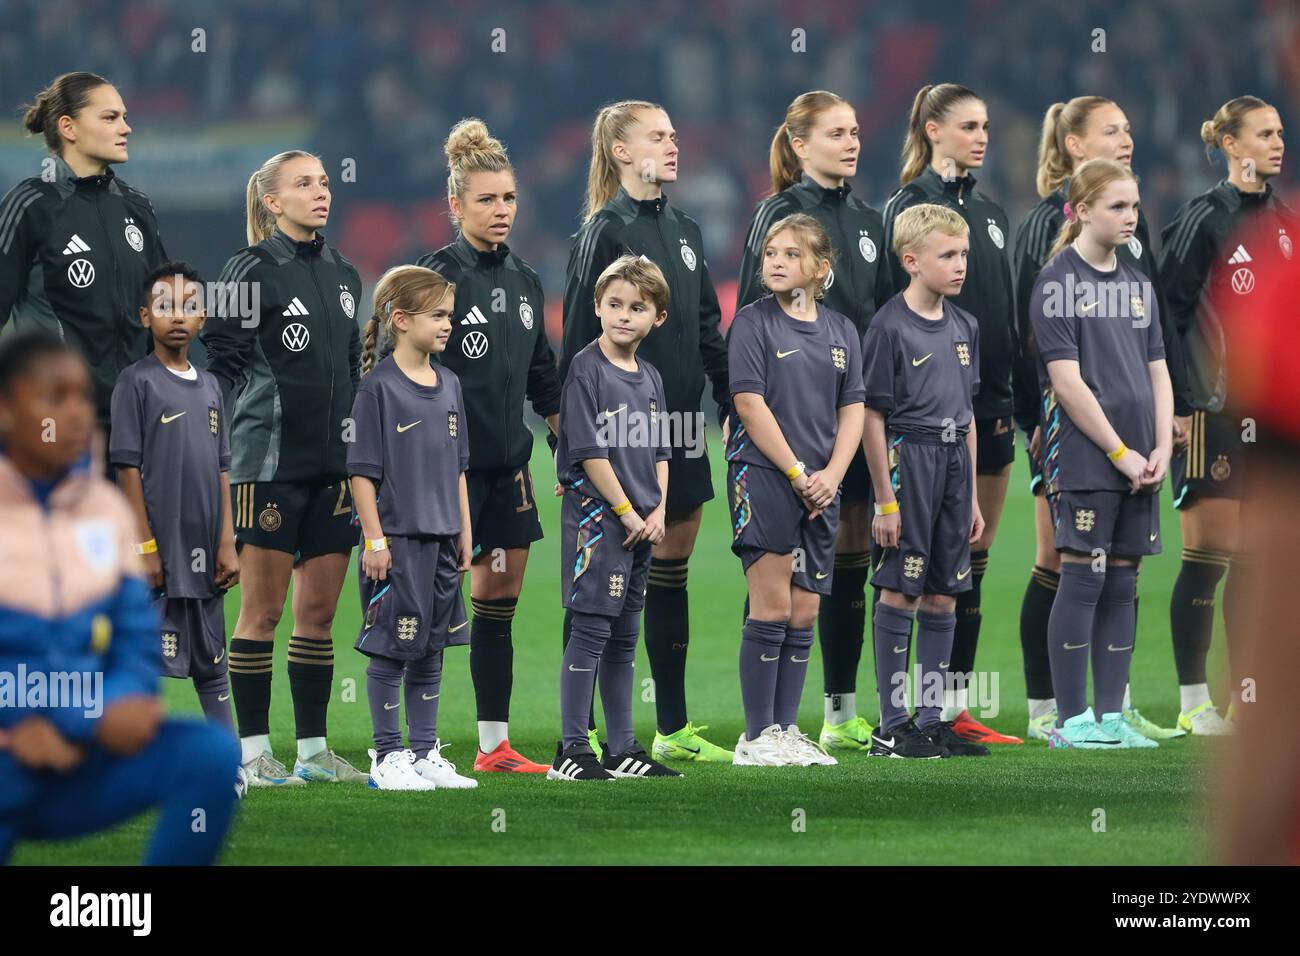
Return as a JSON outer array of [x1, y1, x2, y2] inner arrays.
[[920, 593, 956, 615]]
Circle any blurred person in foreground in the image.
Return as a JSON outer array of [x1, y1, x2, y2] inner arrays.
[[1215, 210, 1300, 864], [0, 330, 239, 864]]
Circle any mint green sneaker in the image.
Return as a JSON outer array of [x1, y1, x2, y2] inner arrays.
[[652, 722, 734, 762], [1046, 707, 1124, 750], [294, 749, 369, 783], [1123, 706, 1185, 740], [1026, 711, 1057, 741], [587, 729, 603, 762], [1099, 712, 1158, 748], [818, 716, 873, 751]]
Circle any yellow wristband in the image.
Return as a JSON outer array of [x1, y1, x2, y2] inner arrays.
[[612, 500, 633, 517], [1108, 443, 1128, 462], [136, 538, 157, 555], [365, 536, 389, 552], [875, 500, 899, 516], [784, 462, 805, 480]]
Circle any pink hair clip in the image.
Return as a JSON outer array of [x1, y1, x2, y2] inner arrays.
[[1063, 201, 1075, 222]]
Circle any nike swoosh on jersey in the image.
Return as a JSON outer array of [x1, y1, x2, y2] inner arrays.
[[1078, 299, 1099, 313], [160, 412, 187, 423], [396, 420, 422, 432], [912, 353, 934, 367], [603, 404, 627, 417], [776, 349, 800, 358]]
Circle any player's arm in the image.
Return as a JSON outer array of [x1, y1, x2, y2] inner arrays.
[[115, 466, 162, 591], [862, 405, 900, 548], [1044, 359, 1146, 491], [107, 378, 161, 590], [966, 424, 984, 543], [215, 470, 239, 590], [0, 185, 43, 327], [641, 460, 670, 546], [1145, 358, 1174, 486], [524, 284, 562, 440], [201, 254, 263, 408], [696, 255, 731, 423], [457, 472, 472, 573], [347, 386, 389, 579], [560, 220, 620, 384], [580, 458, 647, 548]]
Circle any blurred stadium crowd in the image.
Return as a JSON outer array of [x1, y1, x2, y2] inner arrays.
[[1, 0, 1296, 333]]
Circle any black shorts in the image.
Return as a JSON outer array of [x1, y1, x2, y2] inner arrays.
[[1047, 488, 1161, 557], [665, 444, 714, 514], [1172, 409, 1246, 509], [355, 534, 469, 661], [232, 478, 356, 560], [561, 491, 653, 616], [870, 435, 974, 597], [841, 447, 874, 502], [728, 461, 840, 596], [975, 416, 1015, 475], [155, 594, 227, 681], [467, 465, 544, 553]]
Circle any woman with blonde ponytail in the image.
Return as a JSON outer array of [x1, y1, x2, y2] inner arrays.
[[561, 100, 732, 763], [201, 149, 367, 788], [735, 91, 894, 752], [1158, 95, 1294, 735], [1027, 158, 1173, 751], [1011, 97, 1186, 743], [881, 83, 1021, 744], [399, 118, 562, 773]]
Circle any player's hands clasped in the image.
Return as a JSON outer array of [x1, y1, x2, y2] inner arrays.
[[641, 505, 667, 546], [0, 715, 86, 772], [1112, 447, 1149, 493], [215, 539, 240, 591], [619, 508, 647, 548]]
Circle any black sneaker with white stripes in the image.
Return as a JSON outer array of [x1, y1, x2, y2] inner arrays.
[[867, 719, 947, 759], [917, 719, 991, 756], [547, 741, 616, 782], [599, 741, 682, 778]]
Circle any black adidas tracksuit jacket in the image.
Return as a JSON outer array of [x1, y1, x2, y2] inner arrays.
[[201, 227, 362, 483], [1012, 184, 1191, 429], [414, 234, 562, 471], [882, 167, 1016, 423], [0, 155, 168, 425], [736, 173, 894, 335], [1158, 178, 1296, 414], [561, 187, 730, 422]]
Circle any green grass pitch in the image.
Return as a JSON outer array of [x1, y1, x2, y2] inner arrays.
[[14, 433, 1223, 865]]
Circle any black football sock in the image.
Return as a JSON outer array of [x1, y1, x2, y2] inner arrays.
[[228, 637, 273, 739], [1222, 555, 1251, 705], [950, 550, 989, 709], [1170, 548, 1229, 685], [470, 597, 516, 722], [818, 553, 870, 697], [644, 557, 690, 735], [287, 635, 333, 742], [1019, 566, 1058, 701]]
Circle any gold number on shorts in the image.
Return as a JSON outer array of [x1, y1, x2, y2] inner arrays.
[[514, 470, 532, 513], [334, 480, 351, 516]]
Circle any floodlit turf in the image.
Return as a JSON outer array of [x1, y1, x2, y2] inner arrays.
[[13, 433, 1225, 865]]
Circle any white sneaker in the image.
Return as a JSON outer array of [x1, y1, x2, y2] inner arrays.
[[1177, 701, 1231, 736], [780, 724, 838, 765], [368, 748, 436, 791], [242, 752, 306, 787], [733, 724, 792, 766], [413, 740, 478, 789]]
